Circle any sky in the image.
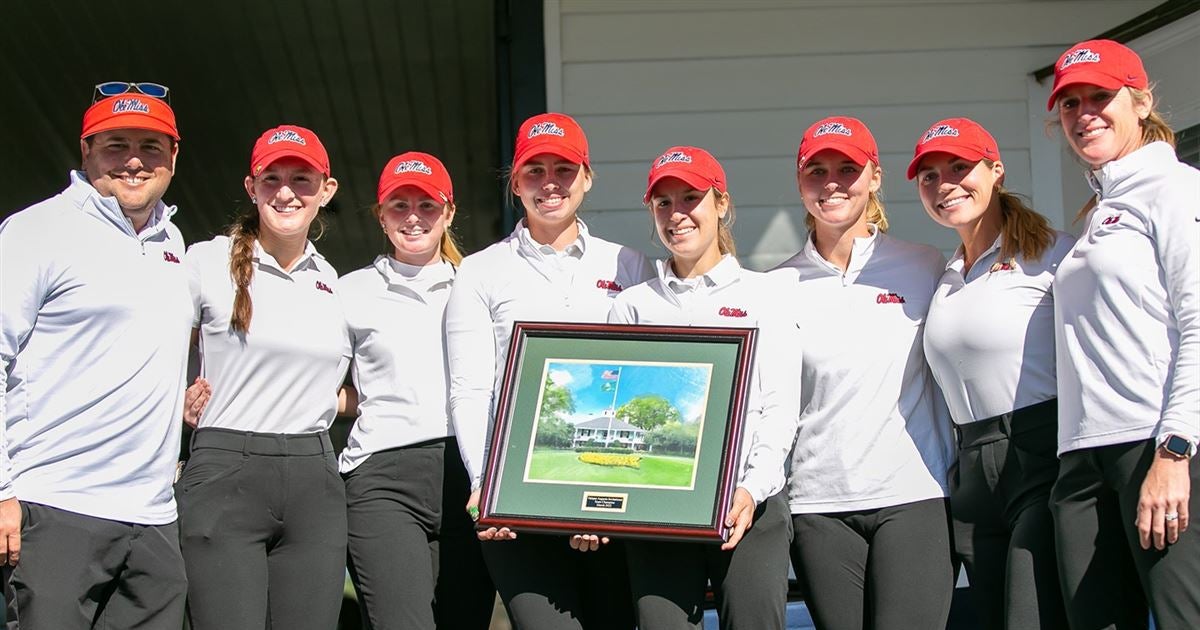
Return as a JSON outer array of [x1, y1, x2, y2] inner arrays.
[[543, 359, 712, 425]]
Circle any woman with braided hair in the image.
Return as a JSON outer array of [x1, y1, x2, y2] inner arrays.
[[177, 125, 351, 630]]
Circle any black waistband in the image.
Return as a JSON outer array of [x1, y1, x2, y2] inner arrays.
[[956, 398, 1057, 449], [190, 427, 333, 456]]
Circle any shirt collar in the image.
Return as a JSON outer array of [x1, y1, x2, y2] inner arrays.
[[254, 239, 321, 274], [68, 170, 175, 238], [802, 222, 880, 276], [511, 218, 588, 261], [1088, 141, 1176, 199], [659, 254, 741, 293], [373, 254, 455, 287], [945, 235, 1002, 273]]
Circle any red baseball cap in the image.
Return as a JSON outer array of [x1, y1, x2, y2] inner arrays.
[[906, 118, 1000, 180], [249, 125, 330, 177], [377, 151, 454, 205], [1047, 39, 1148, 110], [81, 94, 179, 141], [512, 113, 589, 172], [644, 146, 727, 204], [797, 116, 879, 169]]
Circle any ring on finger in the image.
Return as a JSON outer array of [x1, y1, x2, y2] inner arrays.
[[1165, 512, 1180, 521]]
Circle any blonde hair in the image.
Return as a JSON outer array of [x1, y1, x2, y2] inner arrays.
[[1068, 85, 1175, 222], [803, 161, 889, 233], [371, 201, 464, 266], [715, 190, 737, 257]]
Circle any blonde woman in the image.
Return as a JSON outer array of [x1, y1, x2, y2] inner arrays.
[[1047, 39, 1200, 629], [446, 113, 651, 629], [910, 117, 1073, 629], [776, 116, 956, 630], [179, 125, 350, 630], [338, 152, 492, 629]]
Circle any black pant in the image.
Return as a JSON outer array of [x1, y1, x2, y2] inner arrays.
[[626, 492, 791, 630], [344, 437, 495, 630], [177, 428, 347, 630], [436, 438, 497, 629], [790, 497, 955, 630], [950, 399, 1067, 630], [1051, 439, 1200, 630], [3, 502, 186, 630], [482, 533, 635, 630]]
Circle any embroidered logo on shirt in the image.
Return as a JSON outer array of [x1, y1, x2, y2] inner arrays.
[[989, 259, 1017, 273], [596, 279, 624, 292], [1101, 214, 1121, 226], [718, 307, 748, 318], [876, 292, 906, 304], [528, 122, 565, 138], [162, 251, 181, 264], [315, 280, 334, 294]]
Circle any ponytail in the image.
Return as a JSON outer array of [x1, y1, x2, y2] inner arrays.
[[716, 191, 737, 257], [994, 185, 1054, 262], [228, 211, 259, 334]]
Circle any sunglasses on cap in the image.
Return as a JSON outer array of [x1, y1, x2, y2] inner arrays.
[[92, 81, 171, 104]]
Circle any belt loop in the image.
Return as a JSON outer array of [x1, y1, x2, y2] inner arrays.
[[187, 427, 199, 456], [321, 431, 333, 456], [953, 424, 963, 448], [242, 431, 252, 457]]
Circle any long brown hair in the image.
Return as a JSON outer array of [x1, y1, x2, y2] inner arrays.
[[228, 211, 259, 334], [986, 167, 1054, 262]]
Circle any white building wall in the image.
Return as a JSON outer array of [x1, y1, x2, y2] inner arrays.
[[544, 0, 1158, 268]]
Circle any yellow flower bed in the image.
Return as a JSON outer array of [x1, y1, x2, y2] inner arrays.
[[578, 452, 642, 469]]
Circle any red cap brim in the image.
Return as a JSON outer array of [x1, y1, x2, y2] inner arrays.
[[252, 148, 329, 177], [378, 181, 450, 206], [906, 148, 989, 180], [643, 172, 718, 205], [512, 146, 588, 173], [1046, 72, 1127, 110], [800, 142, 874, 168]]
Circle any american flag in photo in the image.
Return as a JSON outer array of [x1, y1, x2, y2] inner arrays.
[[601, 369, 620, 380]]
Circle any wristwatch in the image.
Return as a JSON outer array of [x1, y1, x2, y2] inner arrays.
[[1158, 434, 1197, 459]]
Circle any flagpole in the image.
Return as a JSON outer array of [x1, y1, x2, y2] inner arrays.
[[605, 368, 621, 447]]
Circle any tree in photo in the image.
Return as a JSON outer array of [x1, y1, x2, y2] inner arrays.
[[535, 380, 576, 448], [645, 420, 699, 456], [616, 395, 681, 432]]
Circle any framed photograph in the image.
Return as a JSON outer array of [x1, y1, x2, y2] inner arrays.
[[478, 322, 757, 542]]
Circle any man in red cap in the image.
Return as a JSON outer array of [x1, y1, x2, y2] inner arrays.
[[0, 85, 191, 628]]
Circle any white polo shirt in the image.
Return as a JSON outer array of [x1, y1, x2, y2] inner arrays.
[[0, 171, 192, 524], [608, 256, 802, 505], [773, 227, 955, 514], [446, 219, 652, 488], [186, 235, 351, 435], [338, 256, 456, 473], [1055, 141, 1200, 455], [924, 231, 1076, 425]]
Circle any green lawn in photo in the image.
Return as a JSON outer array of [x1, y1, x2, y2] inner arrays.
[[526, 447, 695, 488]]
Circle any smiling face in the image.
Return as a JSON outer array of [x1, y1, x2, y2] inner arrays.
[[81, 128, 177, 221], [797, 150, 880, 232], [1057, 85, 1151, 168], [513, 154, 592, 231], [916, 154, 1004, 231], [378, 185, 454, 266], [649, 178, 727, 274], [243, 156, 337, 243]]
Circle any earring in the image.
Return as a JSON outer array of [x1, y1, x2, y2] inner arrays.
[[250, 196, 257, 203]]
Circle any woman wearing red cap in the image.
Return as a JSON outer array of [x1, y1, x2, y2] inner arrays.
[[598, 146, 799, 630], [337, 152, 493, 629], [909, 117, 1074, 629], [1047, 39, 1200, 629], [775, 116, 956, 630], [445, 112, 651, 629], [178, 125, 351, 630]]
